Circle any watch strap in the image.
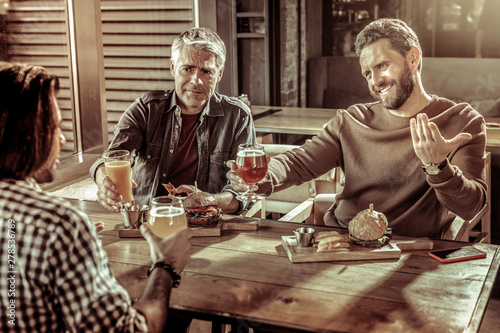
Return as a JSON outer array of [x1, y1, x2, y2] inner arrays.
[[147, 261, 181, 288]]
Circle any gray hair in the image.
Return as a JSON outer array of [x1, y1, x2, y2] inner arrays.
[[355, 19, 422, 72], [171, 27, 226, 70]]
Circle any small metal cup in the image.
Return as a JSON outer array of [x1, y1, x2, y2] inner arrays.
[[293, 227, 315, 247], [120, 204, 150, 229]]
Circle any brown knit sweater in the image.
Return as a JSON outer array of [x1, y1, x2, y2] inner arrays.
[[261, 96, 487, 238]]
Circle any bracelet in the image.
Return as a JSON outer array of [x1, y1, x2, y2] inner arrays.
[[147, 261, 181, 288]]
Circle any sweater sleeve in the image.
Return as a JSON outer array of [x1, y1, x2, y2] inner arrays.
[[258, 111, 343, 196], [426, 108, 488, 221]]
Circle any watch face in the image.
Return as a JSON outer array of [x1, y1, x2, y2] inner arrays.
[[425, 164, 440, 175]]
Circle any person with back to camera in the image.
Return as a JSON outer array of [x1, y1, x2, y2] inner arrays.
[[90, 27, 256, 214], [227, 18, 487, 238], [0, 61, 192, 332]]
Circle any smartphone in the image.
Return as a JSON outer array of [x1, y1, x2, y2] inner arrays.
[[429, 246, 486, 263]]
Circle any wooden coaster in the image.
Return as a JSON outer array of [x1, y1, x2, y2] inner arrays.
[[117, 219, 259, 238], [118, 227, 143, 238], [117, 222, 222, 238]]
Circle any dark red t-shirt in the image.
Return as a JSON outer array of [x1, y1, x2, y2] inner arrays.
[[167, 113, 200, 188]]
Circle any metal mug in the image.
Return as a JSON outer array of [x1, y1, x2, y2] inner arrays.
[[293, 227, 315, 247], [120, 204, 150, 229]]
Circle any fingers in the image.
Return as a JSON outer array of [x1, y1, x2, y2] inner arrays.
[[169, 228, 192, 272], [93, 221, 105, 233], [226, 160, 236, 170], [415, 113, 434, 142], [226, 159, 253, 191], [140, 223, 161, 244], [183, 192, 217, 208], [226, 169, 251, 192], [449, 132, 472, 147], [410, 118, 418, 145], [96, 176, 122, 212], [140, 224, 192, 273], [411, 113, 471, 165], [176, 185, 196, 194]]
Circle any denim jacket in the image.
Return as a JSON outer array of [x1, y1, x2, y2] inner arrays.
[[90, 90, 256, 204]]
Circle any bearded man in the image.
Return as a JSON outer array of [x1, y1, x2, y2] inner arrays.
[[228, 18, 487, 238]]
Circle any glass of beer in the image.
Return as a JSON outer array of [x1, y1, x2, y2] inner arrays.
[[234, 143, 268, 202], [103, 150, 134, 208], [148, 196, 188, 238]]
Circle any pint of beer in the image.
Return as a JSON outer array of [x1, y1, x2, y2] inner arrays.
[[103, 150, 134, 207]]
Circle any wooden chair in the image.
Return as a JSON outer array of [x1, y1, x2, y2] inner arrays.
[[442, 151, 491, 243], [246, 144, 343, 220], [280, 152, 492, 243]]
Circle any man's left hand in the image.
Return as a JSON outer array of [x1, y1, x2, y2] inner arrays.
[[410, 113, 472, 164], [182, 191, 218, 208]]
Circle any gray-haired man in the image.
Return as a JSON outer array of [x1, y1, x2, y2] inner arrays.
[[91, 27, 256, 213]]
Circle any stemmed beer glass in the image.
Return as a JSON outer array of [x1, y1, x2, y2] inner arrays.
[[234, 143, 268, 202], [148, 196, 187, 238]]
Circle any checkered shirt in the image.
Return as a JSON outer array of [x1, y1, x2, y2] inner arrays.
[[0, 179, 148, 332]]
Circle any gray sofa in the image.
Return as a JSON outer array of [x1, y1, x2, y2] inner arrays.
[[308, 56, 500, 119]]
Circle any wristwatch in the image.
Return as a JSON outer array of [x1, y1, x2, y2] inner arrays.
[[422, 159, 447, 175], [147, 261, 181, 288]]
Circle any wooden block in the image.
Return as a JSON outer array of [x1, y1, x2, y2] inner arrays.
[[117, 219, 258, 238], [221, 221, 259, 231], [281, 236, 401, 263], [189, 221, 222, 237], [392, 238, 434, 251], [117, 223, 222, 238], [118, 227, 143, 238]]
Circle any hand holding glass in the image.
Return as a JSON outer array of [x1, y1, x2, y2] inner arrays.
[[103, 150, 134, 208], [234, 143, 268, 202], [148, 196, 188, 238]]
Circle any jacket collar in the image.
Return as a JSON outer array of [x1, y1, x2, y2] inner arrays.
[[168, 90, 225, 117]]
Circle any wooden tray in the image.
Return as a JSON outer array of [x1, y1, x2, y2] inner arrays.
[[281, 236, 401, 263], [118, 219, 259, 238]]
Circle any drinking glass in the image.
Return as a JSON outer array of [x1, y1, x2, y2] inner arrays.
[[103, 150, 134, 208], [148, 196, 188, 238], [234, 143, 268, 202]]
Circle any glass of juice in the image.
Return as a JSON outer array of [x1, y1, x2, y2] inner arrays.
[[148, 196, 188, 238], [103, 150, 134, 208], [234, 143, 268, 202]]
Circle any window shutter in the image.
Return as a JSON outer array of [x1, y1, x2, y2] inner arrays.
[[100, 0, 194, 142], [3, 0, 75, 154]]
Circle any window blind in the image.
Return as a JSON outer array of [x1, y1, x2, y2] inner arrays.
[[100, 0, 194, 142], [3, 0, 75, 154]]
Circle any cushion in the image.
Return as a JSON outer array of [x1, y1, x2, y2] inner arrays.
[[323, 89, 376, 109]]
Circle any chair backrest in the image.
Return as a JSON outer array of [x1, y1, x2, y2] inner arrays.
[[442, 151, 491, 243]]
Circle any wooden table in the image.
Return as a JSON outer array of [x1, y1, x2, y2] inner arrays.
[[252, 106, 336, 137], [70, 199, 500, 333], [253, 106, 500, 148]]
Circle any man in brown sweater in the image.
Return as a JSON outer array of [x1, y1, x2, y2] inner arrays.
[[228, 18, 487, 238]]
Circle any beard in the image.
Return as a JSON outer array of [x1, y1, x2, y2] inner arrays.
[[371, 62, 415, 110]]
